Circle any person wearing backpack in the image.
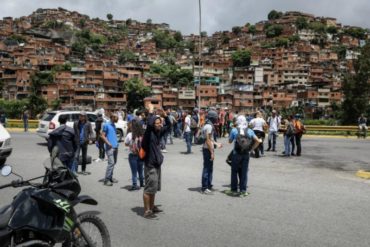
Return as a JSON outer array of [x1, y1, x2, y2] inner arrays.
[[226, 115, 261, 197], [48, 114, 77, 171], [190, 109, 199, 144], [125, 119, 145, 191], [200, 110, 223, 194], [249, 111, 268, 158], [282, 115, 295, 157]]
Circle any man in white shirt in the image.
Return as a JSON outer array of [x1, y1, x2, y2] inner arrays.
[[183, 111, 192, 154], [249, 111, 267, 158], [266, 110, 280, 152]]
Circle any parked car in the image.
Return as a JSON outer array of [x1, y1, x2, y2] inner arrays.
[[0, 124, 12, 166], [36, 111, 127, 142]]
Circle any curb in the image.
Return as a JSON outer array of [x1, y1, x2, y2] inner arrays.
[[356, 170, 370, 179], [7, 128, 37, 133]]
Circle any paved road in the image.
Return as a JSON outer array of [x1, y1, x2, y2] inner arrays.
[[1, 133, 370, 247]]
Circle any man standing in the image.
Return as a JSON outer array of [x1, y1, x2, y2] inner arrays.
[[249, 111, 267, 158], [293, 116, 306, 156], [183, 110, 192, 154], [266, 110, 280, 152], [48, 114, 77, 170], [201, 110, 223, 194], [100, 113, 119, 186], [73, 111, 93, 175], [141, 104, 170, 219], [227, 115, 261, 197], [94, 113, 105, 162], [22, 110, 29, 132]]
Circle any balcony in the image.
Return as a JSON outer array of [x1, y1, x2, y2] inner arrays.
[[96, 97, 125, 103], [74, 95, 95, 100], [75, 87, 96, 92]]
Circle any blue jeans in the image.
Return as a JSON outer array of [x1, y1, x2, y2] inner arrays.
[[284, 135, 292, 156], [62, 159, 74, 171], [184, 132, 192, 153], [128, 153, 144, 186], [201, 148, 213, 191], [231, 152, 250, 192], [268, 131, 277, 151], [105, 147, 118, 181]]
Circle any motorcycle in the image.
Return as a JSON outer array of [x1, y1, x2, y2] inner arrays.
[[0, 148, 111, 247]]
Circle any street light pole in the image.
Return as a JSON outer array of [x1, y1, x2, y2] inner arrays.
[[198, 0, 202, 110]]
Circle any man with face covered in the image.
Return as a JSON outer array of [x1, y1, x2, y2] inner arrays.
[[141, 104, 171, 219]]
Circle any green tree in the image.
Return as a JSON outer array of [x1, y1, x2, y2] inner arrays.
[[174, 31, 183, 42], [248, 25, 256, 35], [126, 18, 132, 26], [327, 26, 338, 34], [79, 19, 86, 28], [231, 50, 251, 67], [332, 45, 347, 60], [153, 30, 177, 49], [232, 26, 242, 35], [146, 18, 152, 25], [265, 24, 283, 38], [295, 17, 308, 30], [343, 27, 366, 39], [107, 13, 113, 21], [200, 31, 207, 37], [341, 43, 370, 124], [308, 22, 327, 33], [275, 37, 289, 48], [268, 10, 283, 20], [118, 50, 138, 64], [122, 78, 151, 110]]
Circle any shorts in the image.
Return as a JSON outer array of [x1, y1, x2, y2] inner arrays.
[[144, 166, 161, 194]]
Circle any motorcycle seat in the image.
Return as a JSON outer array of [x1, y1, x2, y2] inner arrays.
[[0, 205, 13, 229]]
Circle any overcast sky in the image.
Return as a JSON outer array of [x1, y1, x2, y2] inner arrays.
[[1, 0, 369, 34]]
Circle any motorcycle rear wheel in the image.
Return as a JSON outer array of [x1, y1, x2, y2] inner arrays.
[[62, 213, 111, 247]]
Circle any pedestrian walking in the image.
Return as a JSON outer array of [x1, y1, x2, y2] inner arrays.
[[22, 110, 29, 132], [200, 110, 223, 194], [100, 113, 119, 186], [141, 104, 170, 219], [226, 115, 261, 197], [125, 120, 145, 191], [94, 113, 105, 162], [48, 114, 77, 171], [73, 111, 93, 175], [266, 110, 280, 152]]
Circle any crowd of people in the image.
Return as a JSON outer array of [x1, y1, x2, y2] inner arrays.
[[46, 104, 312, 219]]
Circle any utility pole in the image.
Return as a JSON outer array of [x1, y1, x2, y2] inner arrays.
[[198, 0, 202, 110]]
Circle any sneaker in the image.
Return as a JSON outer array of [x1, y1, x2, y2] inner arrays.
[[201, 189, 213, 195], [239, 192, 250, 198], [143, 210, 157, 219], [161, 149, 168, 153], [104, 180, 113, 186], [94, 158, 101, 162], [129, 185, 140, 191], [224, 190, 239, 197], [152, 206, 163, 213], [82, 171, 91, 175], [266, 148, 271, 152], [111, 178, 118, 183]]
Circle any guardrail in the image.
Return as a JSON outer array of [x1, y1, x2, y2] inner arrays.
[[6, 119, 39, 128]]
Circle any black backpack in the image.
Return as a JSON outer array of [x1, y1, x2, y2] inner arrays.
[[234, 128, 253, 154]]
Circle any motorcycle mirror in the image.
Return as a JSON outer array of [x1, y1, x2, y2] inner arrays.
[[1, 165, 12, 177]]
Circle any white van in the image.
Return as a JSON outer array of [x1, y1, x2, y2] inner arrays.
[[37, 111, 127, 141], [0, 124, 12, 166]]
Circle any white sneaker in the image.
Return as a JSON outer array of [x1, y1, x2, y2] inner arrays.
[[202, 189, 213, 195], [94, 158, 101, 162], [161, 149, 168, 153]]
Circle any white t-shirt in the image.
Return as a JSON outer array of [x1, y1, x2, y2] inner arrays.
[[184, 115, 191, 133], [250, 117, 266, 132], [124, 132, 133, 154], [202, 123, 214, 149], [268, 116, 280, 132]]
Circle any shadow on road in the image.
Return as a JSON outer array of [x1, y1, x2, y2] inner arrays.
[[187, 187, 202, 192], [131, 207, 144, 216], [37, 142, 48, 147]]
